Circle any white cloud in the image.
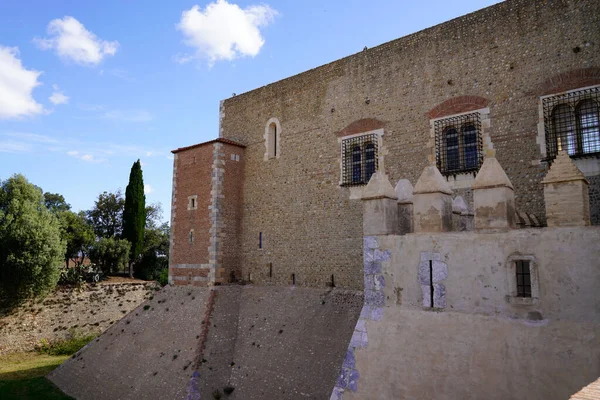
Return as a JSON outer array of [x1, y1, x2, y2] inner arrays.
[[2, 132, 57, 143], [34, 16, 119, 66], [78, 103, 104, 112], [0, 46, 45, 119], [177, 0, 277, 64], [144, 184, 153, 194], [103, 109, 153, 123], [66, 150, 106, 163], [0, 140, 32, 153], [49, 84, 69, 105]]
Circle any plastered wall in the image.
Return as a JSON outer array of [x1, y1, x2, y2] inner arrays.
[[337, 227, 600, 400]]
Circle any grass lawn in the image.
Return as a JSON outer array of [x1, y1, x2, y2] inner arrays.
[[0, 352, 73, 400]]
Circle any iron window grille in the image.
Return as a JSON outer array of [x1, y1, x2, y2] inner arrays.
[[341, 134, 379, 186], [434, 112, 483, 176], [543, 86, 600, 161], [516, 260, 532, 297]]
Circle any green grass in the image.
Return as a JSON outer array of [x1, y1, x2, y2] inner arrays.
[[0, 352, 74, 399], [0, 330, 96, 398], [0, 377, 74, 400], [0, 352, 69, 380], [37, 330, 97, 356]]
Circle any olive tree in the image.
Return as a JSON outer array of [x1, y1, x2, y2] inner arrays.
[[0, 175, 65, 306]]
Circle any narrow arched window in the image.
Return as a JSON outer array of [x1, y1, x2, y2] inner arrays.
[[364, 143, 376, 183], [444, 128, 459, 172], [267, 122, 277, 158], [352, 145, 362, 184], [463, 124, 478, 169], [551, 104, 576, 156], [576, 99, 600, 154]]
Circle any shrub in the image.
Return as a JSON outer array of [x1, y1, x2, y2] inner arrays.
[[57, 266, 85, 287], [58, 264, 104, 286], [157, 268, 169, 286], [89, 237, 130, 274], [134, 223, 169, 281], [37, 329, 97, 356]]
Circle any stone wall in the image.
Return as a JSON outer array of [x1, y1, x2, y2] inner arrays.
[[333, 228, 600, 400], [0, 282, 156, 355], [218, 0, 600, 289], [220, 143, 245, 282]]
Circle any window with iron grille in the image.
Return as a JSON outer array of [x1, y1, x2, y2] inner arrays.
[[516, 260, 531, 298], [341, 133, 379, 186], [542, 86, 600, 160], [434, 112, 483, 176]]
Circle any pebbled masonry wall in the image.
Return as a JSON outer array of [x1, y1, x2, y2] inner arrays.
[[217, 0, 600, 289]]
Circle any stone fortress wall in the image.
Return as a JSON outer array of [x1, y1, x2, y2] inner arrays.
[[328, 140, 598, 399], [215, 0, 600, 290]]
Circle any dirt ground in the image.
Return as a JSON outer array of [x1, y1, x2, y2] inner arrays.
[[0, 281, 158, 355]]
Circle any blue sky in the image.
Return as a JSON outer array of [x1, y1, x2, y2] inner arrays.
[[0, 0, 501, 222]]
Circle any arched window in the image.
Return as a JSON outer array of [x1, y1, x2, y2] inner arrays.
[[444, 128, 460, 172], [542, 85, 600, 159], [434, 112, 483, 176], [352, 145, 362, 184], [576, 99, 600, 154], [551, 104, 576, 155], [463, 124, 479, 169], [364, 143, 376, 182]]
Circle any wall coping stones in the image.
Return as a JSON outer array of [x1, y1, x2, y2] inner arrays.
[[395, 179, 414, 204], [413, 165, 452, 195], [472, 156, 514, 190], [452, 196, 468, 214], [542, 150, 589, 185], [362, 171, 398, 200]]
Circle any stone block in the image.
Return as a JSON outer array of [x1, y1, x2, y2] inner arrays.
[[542, 151, 590, 227], [473, 156, 516, 230], [413, 165, 453, 233]]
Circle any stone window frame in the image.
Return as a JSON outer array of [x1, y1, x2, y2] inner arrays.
[[264, 117, 281, 161], [429, 108, 492, 190], [187, 195, 198, 211], [505, 254, 539, 306], [189, 229, 194, 244], [537, 85, 600, 175], [338, 128, 384, 187]]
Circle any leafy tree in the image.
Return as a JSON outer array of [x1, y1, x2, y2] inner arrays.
[[60, 211, 95, 267], [88, 237, 130, 274], [135, 222, 169, 281], [122, 160, 146, 277], [87, 190, 125, 239], [145, 202, 163, 229], [0, 174, 65, 306], [43, 192, 71, 213]]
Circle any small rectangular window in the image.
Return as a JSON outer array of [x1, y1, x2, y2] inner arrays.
[[188, 195, 198, 210], [259, 232, 262, 249], [516, 260, 531, 297]]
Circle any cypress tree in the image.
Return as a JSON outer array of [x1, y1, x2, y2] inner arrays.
[[122, 159, 146, 277]]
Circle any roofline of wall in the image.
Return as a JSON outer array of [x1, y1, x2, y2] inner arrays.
[[220, 0, 516, 103], [171, 138, 246, 154]]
